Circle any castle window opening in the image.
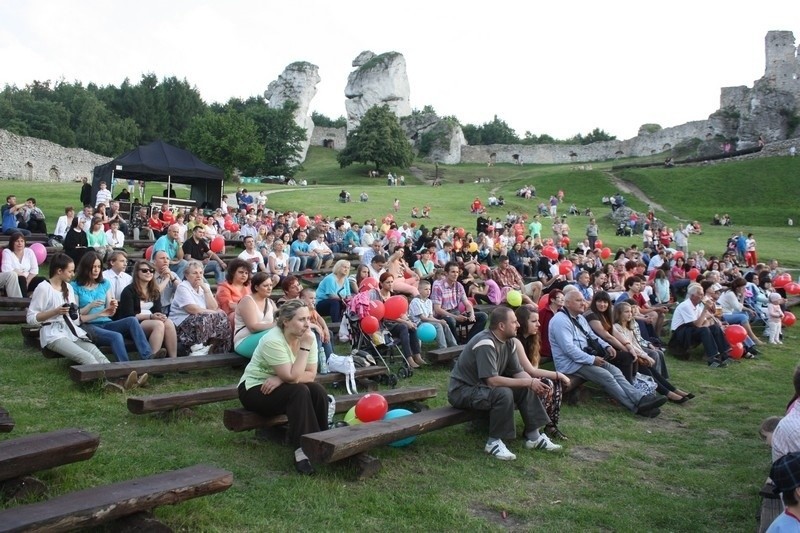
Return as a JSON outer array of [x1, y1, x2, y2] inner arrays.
[[323, 139, 335, 149]]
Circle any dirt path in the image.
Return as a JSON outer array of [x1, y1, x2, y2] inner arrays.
[[604, 171, 685, 221]]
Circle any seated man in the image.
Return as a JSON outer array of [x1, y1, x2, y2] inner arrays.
[[152, 224, 187, 281], [23, 197, 47, 234], [668, 283, 732, 367], [490, 255, 539, 305], [183, 225, 226, 283], [448, 306, 560, 461], [2, 195, 30, 236], [432, 261, 488, 343], [550, 290, 666, 417]]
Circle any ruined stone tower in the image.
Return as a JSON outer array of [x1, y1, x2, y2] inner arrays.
[[764, 31, 800, 100]]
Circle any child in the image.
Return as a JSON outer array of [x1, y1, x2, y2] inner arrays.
[[300, 288, 331, 372], [768, 292, 785, 344], [409, 281, 458, 350], [652, 269, 671, 305]]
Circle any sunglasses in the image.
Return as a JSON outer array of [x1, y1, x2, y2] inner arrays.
[[138, 268, 155, 273]]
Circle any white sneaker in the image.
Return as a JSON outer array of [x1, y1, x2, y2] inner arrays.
[[190, 344, 210, 356], [484, 439, 516, 461], [525, 433, 563, 451]]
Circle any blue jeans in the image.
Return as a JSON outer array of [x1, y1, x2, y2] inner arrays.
[[170, 260, 188, 281], [83, 317, 153, 362], [3, 227, 31, 236], [204, 261, 225, 283]]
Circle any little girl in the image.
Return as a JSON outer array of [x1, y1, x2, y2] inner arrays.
[[768, 292, 785, 344]]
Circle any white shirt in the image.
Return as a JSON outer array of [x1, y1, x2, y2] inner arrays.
[[1, 248, 39, 277], [54, 216, 72, 238], [105, 229, 125, 248], [27, 281, 88, 347], [95, 188, 112, 208], [238, 249, 265, 273], [102, 268, 133, 300]]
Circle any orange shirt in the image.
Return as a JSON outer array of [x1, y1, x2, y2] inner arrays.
[[215, 281, 251, 315]]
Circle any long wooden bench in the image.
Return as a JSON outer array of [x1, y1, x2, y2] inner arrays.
[[301, 407, 480, 466], [0, 464, 233, 533], [223, 386, 438, 432], [0, 428, 100, 483], [0, 310, 26, 324], [426, 345, 464, 363], [127, 365, 391, 414], [69, 353, 248, 384], [0, 297, 30, 309], [0, 407, 14, 433]]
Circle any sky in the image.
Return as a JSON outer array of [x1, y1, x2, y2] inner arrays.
[[0, 0, 797, 141]]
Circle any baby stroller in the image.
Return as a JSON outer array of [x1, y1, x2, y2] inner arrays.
[[345, 292, 413, 384]]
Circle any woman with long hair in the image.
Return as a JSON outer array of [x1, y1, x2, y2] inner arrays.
[[514, 304, 571, 440], [71, 251, 161, 363], [117, 259, 178, 358], [233, 272, 278, 358], [612, 302, 692, 403], [1, 231, 47, 296], [584, 291, 637, 383]]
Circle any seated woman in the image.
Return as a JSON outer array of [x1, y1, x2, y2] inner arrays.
[[1, 231, 47, 296], [237, 299, 328, 475], [315, 260, 352, 322], [233, 272, 278, 358], [349, 265, 373, 295], [370, 273, 424, 369], [171, 260, 232, 355], [216, 258, 252, 317], [278, 275, 303, 305], [717, 277, 763, 356], [300, 287, 331, 371], [87, 217, 113, 257], [514, 304, 571, 439], [669, 257, 691, 298], [613, 302, 692, 403], [117, 259, 178, 358], [584, 291, 637, 383], [71, 252, 161, 362], [385, 249, 420, 297], [413, 248, 436, 281]]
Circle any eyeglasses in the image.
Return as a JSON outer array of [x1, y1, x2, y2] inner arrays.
[[138, 268, 155, 274]]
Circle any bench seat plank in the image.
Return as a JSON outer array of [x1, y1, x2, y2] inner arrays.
[[301, 406, 479, 464], [223, 386, 437, 432], [426, 345, 464, 363], [0, 464, 233, 533], [69, 353, 247, 383], [0, 428, 99, 482], [0, 407, 14, 433]]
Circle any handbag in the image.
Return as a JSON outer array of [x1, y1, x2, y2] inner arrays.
[[633, 372, 658, 395], [327, 353, 357, 394]]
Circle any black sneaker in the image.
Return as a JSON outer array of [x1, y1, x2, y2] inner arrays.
[[636, 407, 661, 418], [637, 394, 667, 414]]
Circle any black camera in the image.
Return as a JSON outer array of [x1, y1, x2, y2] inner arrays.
[[63, 303, 78, 321]]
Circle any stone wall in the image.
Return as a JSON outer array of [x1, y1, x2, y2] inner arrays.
[[0, 129, 109, 182], [308, 126, 347, 150]]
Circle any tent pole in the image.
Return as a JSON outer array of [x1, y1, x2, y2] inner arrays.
[[167, 175, 171, 211]]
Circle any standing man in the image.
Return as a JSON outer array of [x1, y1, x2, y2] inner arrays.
[[2, 196, 30, 236], [152, 224, 187, 281], [550, 290, 666, 417], [448, 307, 560, 461], [79, 177, 92, 207], [182, 225, 226, 283], [432, 261, 487, 342]]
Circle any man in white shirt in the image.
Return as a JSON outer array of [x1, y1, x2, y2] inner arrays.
[[102, 251, 132, 300], [308, 233, 334, 269], [668, 283, 731, 367]]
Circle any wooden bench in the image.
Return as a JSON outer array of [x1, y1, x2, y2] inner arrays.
[[69, 353, 248, 384], [20, 326, 139, 359], [0, 428, 100, 483], [0, 464, 233, 533], [0, 407, 14, 433], [300, 407, 480, 476], [0, 310, 26, 324], [223, 386, 438, 432], [426, 345, 464, 363], [0, 297, 30, 309], [127, 365, 391, 414]]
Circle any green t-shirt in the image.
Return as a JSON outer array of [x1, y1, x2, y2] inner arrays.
[[239, 326, 318, 390]]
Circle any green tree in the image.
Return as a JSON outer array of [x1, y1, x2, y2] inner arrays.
[[183, 109, 263, 180], [461, 115, 519, 145], [311, 111, 346, 128], [337, 105, 413, 171], [236, 98, 306, 177]]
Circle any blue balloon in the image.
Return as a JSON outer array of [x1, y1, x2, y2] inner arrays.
[[383, 408, 416, 448], [417, 322, 437, 343]]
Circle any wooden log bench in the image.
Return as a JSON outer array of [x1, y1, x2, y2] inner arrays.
[[0, 310, 26, 324], [425, 345, 464, 363], [0, 407, 15, 433], [0, 297, 30, 309], [128, 365, 392, 414], [223, 386, 438, 432], [0, 428, 100, 483], [300, 406, 481, 478], [69, 353, 248, 384], [0, 464, 233, 533], [20, 326, 139, 359]]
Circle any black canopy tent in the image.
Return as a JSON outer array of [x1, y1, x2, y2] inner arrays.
[[91, 140, 224, 209]]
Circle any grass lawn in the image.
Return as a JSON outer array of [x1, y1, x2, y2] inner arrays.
[[1, 148, 798, 530]]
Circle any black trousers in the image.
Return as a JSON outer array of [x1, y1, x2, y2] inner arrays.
[[238, 381, 328, 448]]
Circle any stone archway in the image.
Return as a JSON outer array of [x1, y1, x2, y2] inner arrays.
[[488, 152, 496, 166], [49, 165, 60, 181], [662, 143, 672, 151], [24, 161, 33, 180], [323, 139, 334, 149]]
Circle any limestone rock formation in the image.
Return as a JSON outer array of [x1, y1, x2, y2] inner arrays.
[[264, 61, 321, 163], [401, 112, 466, 165], [345, 51, 411, 131]]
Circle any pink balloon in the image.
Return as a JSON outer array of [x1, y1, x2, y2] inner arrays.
[[30, 242, 47, 265]]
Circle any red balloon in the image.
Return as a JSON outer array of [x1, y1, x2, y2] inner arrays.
[[729, 342, 745, 359], [724, 324, 747, 345], [210, 236, 225, 253], [359, 278, 378, 292], [600, 247, 611, 259], [594, 240, 603, 249], [542, 245, 559, 261], [783, 312, 797, 327], [774, 273, 792, 289], [538, 293, 550, 311], [298, 216, 308, 228], [560, 237, 570, 247], [355, 393, 389, 423], [559, 260, 573, 276], [673, 251, 684, 260], [456, 227, 465, 238], [361, 316, 380, 335], [516, 234, 525, 243], [384, 295, 409, 320], [145, 245, 154, 261], [368, 300, 385, 320], [786, 282, 800, 296], [687, 268, 700, 281]]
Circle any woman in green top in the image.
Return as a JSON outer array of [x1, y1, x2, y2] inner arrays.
[[237, 299, 327, 475], [87, 216, 112, 257]]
